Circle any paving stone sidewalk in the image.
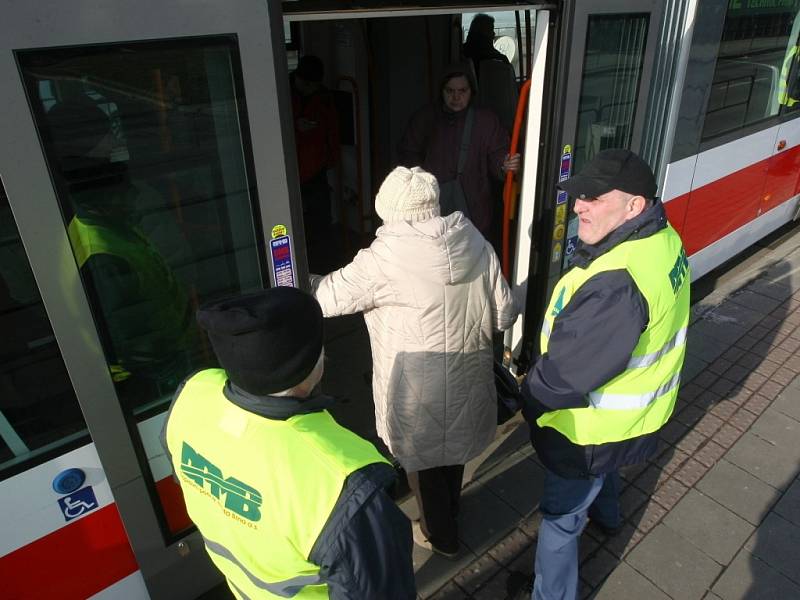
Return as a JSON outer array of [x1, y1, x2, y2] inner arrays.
[[412, 237, 800, 599]]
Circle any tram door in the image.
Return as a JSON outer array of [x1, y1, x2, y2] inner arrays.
[[539, 0, 664, 305], [0, 1, 301, 598], [282, 5, 552, 370]]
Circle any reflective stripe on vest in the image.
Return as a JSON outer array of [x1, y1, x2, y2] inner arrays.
[[230, 581, 251, 600], [537, 224, 690, 445], [165, 369, 389, 599], [626, 326, 687, 370], [541, 318, 552, 340], [588, 372, 682, 410], [203, 536, 321, 598]]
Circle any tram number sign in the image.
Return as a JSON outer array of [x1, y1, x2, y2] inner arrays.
[[57, 486, 98, 522]]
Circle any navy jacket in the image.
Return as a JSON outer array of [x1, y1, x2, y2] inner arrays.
[[161, 380, 416, 599], [523, 201, 671, 478]]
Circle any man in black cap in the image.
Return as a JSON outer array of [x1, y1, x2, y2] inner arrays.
[[508, 149, 690, 599], [162, 287, 415, 599]]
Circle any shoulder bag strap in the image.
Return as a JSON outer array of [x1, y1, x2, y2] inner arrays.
[[456, 108, 474, 176]]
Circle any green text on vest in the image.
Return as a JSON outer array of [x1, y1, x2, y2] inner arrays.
[[669, 248, 689, 295], [181, 442, 263, 522], [551, 286, 566, 317]]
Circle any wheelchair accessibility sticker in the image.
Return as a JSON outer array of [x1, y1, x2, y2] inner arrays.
[[58, 486, 99, 522]]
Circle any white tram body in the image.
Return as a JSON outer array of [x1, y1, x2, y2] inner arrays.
[[1, 1, 799, 598]]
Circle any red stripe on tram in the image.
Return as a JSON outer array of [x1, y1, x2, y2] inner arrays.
[[0, 504, 138, 600]]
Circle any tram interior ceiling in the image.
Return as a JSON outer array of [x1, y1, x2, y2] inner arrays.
[[281, 0, 527, 12]]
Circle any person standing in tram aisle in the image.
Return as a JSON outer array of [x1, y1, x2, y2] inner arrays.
[[462, 13, 511, 80], [506, 149, 690, 600], [290, 54, 341, 274], [397, 62, 520, 251], [311, 166, 518, 557], [162, 287, 416, 599], [45, 97, 195, 391]]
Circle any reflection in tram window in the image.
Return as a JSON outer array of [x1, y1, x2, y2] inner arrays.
[[0, 181, 87, 477], [573, 14, 649, 171], [702, 5, 800, 139], [18, 37, 265, 422]]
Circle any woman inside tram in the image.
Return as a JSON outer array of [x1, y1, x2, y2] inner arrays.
[[397, 61, 520, 249]]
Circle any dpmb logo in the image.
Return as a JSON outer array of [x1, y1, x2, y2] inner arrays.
[[669, 247, 690, 294], [181, 442, 263, 522]]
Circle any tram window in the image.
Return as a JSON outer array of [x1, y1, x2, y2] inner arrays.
[[18, 37, 265, 423], [701, 5, 800, 140], [573, 14, 649, 172], [0, 179, 88, 479]]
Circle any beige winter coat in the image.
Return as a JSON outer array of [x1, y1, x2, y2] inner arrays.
[[312, 212, 516, 472]]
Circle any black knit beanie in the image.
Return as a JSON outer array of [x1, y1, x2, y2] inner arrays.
[[197, 287, 324, 395]]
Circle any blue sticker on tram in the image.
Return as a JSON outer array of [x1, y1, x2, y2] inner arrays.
[[270, 235, 296, 288], [58, 486, 98, 522], [565, 236, 578, 259], [556, 190, 568, 205], [559, 145, 572, 182]]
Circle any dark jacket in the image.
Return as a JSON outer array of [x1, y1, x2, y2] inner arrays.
[[397, 103, 509, 236], [462, 37, 510, 84], [290, 77, 340, 183], [523, 201, 671, 479], [161, 380, 416, 599]]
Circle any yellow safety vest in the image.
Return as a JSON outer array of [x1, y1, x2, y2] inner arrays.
[[779, 45, 799, 107], [538, 224, 690, 446], [67, 215, 189, 381], [165, 369, 389, 599]]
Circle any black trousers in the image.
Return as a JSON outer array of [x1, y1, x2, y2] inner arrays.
[[300, 171, 332, 273], [407, 464, 465, 552]]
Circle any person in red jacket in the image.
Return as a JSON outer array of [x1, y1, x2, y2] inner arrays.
[[290, 55, 340, 272]]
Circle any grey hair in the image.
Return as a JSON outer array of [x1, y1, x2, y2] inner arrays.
[[271, 350, 325, 397]]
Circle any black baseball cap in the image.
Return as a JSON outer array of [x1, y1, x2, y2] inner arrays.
[[559, 149, 657, 200]]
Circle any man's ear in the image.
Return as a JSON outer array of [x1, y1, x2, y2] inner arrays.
[[626, 195, 647, 220]]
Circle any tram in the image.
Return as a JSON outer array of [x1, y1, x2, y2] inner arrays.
[[1, 0, 799, 598]]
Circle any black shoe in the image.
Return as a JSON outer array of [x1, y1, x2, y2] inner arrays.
[[506, 570, 534, 599], [590, 519, 623, 537], [411, 522, 460, 558]]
